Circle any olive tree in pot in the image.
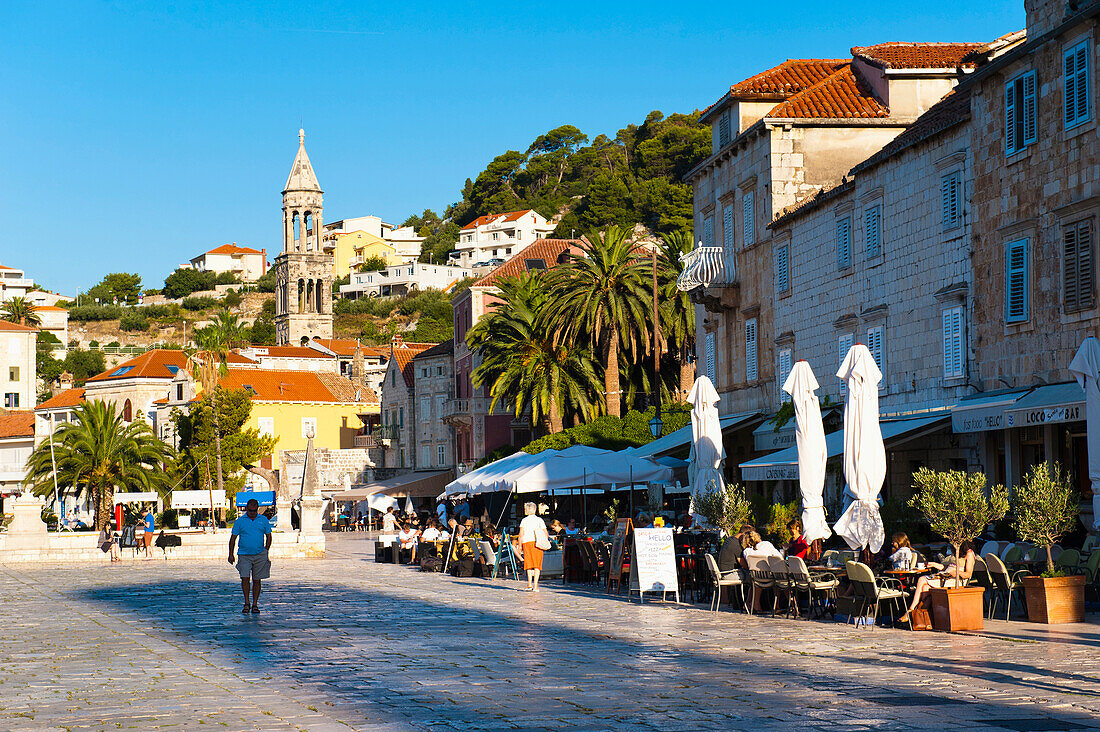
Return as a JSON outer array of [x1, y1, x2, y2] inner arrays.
[[1012, 462, 1084, 624], [695, 481, 753, 538], [909, 468, 1008, 631]]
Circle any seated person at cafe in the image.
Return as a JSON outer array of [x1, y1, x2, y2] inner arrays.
[[742, 530, 781, 560], [634, 513, 652, 529], [449, 525, 479, 577], [674, 513, 695, 534], [564, 518, 580, 536], [398, 522, 420, 564], [717, 531, 745, 574], [888, 532, 917, 570], [421, 520, 443, 542], [899, 539, 976, 624], [548, 519, 565, 537], [785, 518, 810, 559]]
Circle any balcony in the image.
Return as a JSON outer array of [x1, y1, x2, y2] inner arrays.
[[676, 247, 737, 291], [353, 433, 381, 449], [442, 397, 492, 426]]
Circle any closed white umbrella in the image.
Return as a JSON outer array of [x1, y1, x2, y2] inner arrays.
[[1069, 337, 1100, 530], [687, 376, 725, 516], [404, 496, 415, 515], [783, 360, 831, 543], [833, 344, 886, 553]]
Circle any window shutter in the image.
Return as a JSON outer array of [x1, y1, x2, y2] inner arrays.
[[1065, 47, 1079, 126], [1022, 72, 1037, 145], [719, 112, 731, 147], [705, 331, 717, 385], [1076, 44, 1089, 122], [1005, 238, 1030, 322], [745, 318, 758, 382], [778, 348, 792, 403], [723, 205, 734, 251], [941, 173, 960, 229], [1064, 220, 1095, 313], [838, 333, 853, 394], [864, 205, 881, 257], [1064, 223, 1081, 311], [1005, 80, 1016, 153], [942, 306, 964, 379], [775, 244, 790, 293], [867, 325, 885, 381], [742, 191, 755, 247], [703, 216, 714, 248], [836, 217, 852, 269], [1065, 42, 1091, 127]]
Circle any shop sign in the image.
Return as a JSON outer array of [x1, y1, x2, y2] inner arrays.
[[951, 407, 1010, 433], [1006, 402, 1084, 427], [754, 426, 796, 451], [741, 464, 799, 482]]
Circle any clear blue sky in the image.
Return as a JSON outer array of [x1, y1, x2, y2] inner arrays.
[[2, 1, 1023, 295]]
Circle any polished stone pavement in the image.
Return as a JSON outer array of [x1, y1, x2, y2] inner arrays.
[[1, 534, 1099, 731]]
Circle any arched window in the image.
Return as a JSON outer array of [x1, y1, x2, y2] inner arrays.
[[298, 278, 306, 312], [306, 278, 314, 312], [316, 279, 323, 313], [122, 399, 132, 422], [304, 212, 313, 251], [292, 212, 301, 251]]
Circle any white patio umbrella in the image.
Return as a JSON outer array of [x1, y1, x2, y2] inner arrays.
[[404, 496, 415, 515], [687, 376, 725, 520], [832, 344, 886, 553], [1069, 337, 1100, 530], [783, 360, 831, 543]]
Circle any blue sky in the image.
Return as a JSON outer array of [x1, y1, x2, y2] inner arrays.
[[2, 1, 1023, 295]]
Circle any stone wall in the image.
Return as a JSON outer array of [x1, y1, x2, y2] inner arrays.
[[0, 529, 323, 563]]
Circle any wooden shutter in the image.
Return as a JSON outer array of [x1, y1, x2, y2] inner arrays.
[[723, 205, 734, 251], [719, 112, 731, 147], [1064, 220, 1095, 313], [778, 348, 792, 402], [1006, 238, 1030, 322], [1075, 44, 1090, 122], [1022, 72, 1037, 145], [703, 216, 714, 248], [775, 244, 790, 293], [743, 191, 755, 247], [1065, 46, 1079, 126], [867, 326, 884, 372], [864, 205, 881, 257], [1065, 42, 1090, 127], [941, 173, 960, 228], [745, 318, 758, 382], [942, 306, 964, 379], [836, 217, 852, 269], [705, 331, 717, 385], [1005, 80, 1017, 153]]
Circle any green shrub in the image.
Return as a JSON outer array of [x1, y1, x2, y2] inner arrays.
[[182, 296, 218, 311], [142, 304, 181, 319], [261, 298, 275, 315], [119, 310, 149, 332], [88, 340, 100, 349], [223, 289, 242, 308], [254, 270, 275, 293], [106, 341, 120, 348], [163, 268, 216, 299], [215, 271, 239, 285], [68, 304, 125, 322]]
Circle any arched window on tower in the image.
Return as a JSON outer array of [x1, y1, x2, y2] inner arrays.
[[292, 212, 301, 251], [298, 278, 306, 312], [122, 399, 132, 422], [306, 278, 314, 312], [304, 212, 313, 252], [316, 279, 323, 313]]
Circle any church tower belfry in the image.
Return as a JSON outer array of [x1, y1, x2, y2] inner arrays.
[[274, 129, 333, 345]]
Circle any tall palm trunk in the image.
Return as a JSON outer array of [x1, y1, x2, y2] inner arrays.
[[95, 483, 112, 531], [605, 334, 621, 418], [212, 389, 224, 494], [680, 358, 695, 401], [549, 399, 563, 434]]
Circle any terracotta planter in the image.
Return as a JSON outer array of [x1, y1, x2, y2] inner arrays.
[[930, 586, 985, 631], [1023, 574, 1085, 624]]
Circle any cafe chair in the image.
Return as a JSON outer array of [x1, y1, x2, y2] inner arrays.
[[704, 553, 746, 613], [1049, 545, 1064, 562], [985, 553, 1027, 620], [1083, 550, 1100, 585], [1053, 548, 1080, 574], [980, 540, 1001, 558], [998, 542, 1017, 560], [786, 556, 837, 619], [970, 556, 994, 616], [845, 561, 907, 629], [767, 555, 797, 618], [745, 555, 777, 615]]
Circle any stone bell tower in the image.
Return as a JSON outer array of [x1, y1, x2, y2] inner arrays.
[[274, 129, 333, 346]]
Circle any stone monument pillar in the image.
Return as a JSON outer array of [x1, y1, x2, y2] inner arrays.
[[5, 493, 48, 550], [298, 433, 326, 556]]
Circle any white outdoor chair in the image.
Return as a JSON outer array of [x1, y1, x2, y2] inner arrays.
[[786, 555, 839, 619], [999, 542, 1016, 560], [704, 553, 746, 613], [745, 555, 777, 615], [479, 541, 497, 567]]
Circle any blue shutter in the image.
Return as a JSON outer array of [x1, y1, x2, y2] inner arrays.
[[745, 318, 758, 382], [864, 205, 881, 257], [1065, 42, 1091, 128], [836, 217, 852, 270], [778, 348, 792, 402], [1005, 238, 1030, 322], [1022, 72, 1037, 145], [703, 216, 714, 248], [941, 172, 961, 229], [1005, 79, 1016, 154], [775, 244, 790, 293], [743, 191, 755, 247], [942, 306, 964, 379], [723, 205, 734, 251]]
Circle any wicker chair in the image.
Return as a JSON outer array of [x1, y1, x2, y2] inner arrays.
[[845, 561, 907, 628], [786, 555, 838, 619], [985, 552, 1027, 620], [704, 553, 747, 612]]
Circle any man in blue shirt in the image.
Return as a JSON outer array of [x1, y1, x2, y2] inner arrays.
[[141, 509, 155, 558], [229, 499, 273, 614]]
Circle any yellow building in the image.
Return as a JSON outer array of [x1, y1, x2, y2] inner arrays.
[[219, 368, 380, 470], [324, 230, 401, 279]]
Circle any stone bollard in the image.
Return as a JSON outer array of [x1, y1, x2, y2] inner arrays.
[[6, 493, 48, 550]]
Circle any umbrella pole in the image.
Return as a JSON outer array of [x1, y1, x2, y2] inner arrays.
[[629, 466, 634, 520], [582, 469, 587, 528]]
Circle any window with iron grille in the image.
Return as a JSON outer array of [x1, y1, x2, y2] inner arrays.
[[1063, 219, 1095, 313], [1064, 40, 1091, 129], [1005, 70, 1037, 155], [1005, 238, 1030, 323]]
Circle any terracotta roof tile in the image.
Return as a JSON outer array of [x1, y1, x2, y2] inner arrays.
[[411, 339, 454, 361], [460, 210, 534, 231], [0, 410, 34, 439], [0, 320, 39, 333], [245, 345, 334, 360], [316, 372, 379, 404], [204, 244, 264, 256], [852, 42, 985, 69], [37, 388, 85, 409], [219, 369, 373, 403], [390, 347, 419, 389], [768, 65, 889, 119], [729, 59, 848, 98], [34, 305, 68, 312], [86, 349, 189, 383], [473, 239, 583, 288]]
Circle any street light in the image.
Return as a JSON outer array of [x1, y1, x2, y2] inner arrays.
[[648, 414, 663, 438]]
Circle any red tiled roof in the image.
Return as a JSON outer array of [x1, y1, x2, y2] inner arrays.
[[37, 388, 85, 409], [204, 244, 264, 256], [309, 338, 388, 360], [852, 42, 985, 70], [460, 210, 534, 231], [34, 305, 68, 312], [152, 397, 168, 405], [219, 369, 374, 403], [0, 411, 34, 439], [247, 345, 334, 360], [0, 320, 39, 333], [390, 347, 419, 389], [473, 239, 583, 288], [768, 65, 889, 119], [729, 59, 847, 98], [86, 349, 189, 383]]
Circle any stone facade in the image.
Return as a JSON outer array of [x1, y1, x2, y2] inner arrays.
[[275, 130, 334, 346], [411, 341, 455, 471]]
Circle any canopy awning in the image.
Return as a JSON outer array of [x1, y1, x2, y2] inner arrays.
[[1005, 381, 1085, 428], [951, 388, 1031, 433], [327, 470, 453, 501], [633, 411, 760, 458], [170, 490, 227, 510], [739, 414, 949, 481], [236, 490, 275, 507], [113, 492, 161, 505]]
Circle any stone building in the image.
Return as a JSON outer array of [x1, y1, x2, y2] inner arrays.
[[952, 0, 1099, 499], [681, 42, 983, 481], [0, 320, 37, 410], [380, 340, 436, 469], [410, 340, 455, 471], [274, 129, 333, 346]]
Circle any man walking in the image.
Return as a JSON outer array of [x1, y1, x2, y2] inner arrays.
[[228, 499, 273, 614], [141, 508, 155, 559]]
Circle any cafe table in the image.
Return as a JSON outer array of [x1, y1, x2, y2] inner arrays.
[[882, 567, 936, 590]]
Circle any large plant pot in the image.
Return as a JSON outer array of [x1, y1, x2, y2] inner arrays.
[[1023, 575, 1085, 624], [930, 586, 985, 631]]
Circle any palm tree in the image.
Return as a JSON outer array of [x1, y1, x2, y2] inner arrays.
[[545, 226, 650, 418], [468, 274, 600, 433], [2, 297, 41, 327], [657, 230, 696, 400], [24, 400, 172, 530], [192, 311, 246, 495]]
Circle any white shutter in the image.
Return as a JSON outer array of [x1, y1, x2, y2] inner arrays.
[[836, 217, 852, 269], [743, 191, 755, 247], [864, 205, 881, 257], [703, 216, 714, 248], [942, 306, 964, 379], [1006, 238, 1030, 322], [723, 205, 734, 252], [838, 333, 854, 394], [778, 348, 792, 403], [704, 331, 717, 385], [867, 325, 885, 382], [745, 318, 758, 382], [775, 244, 790, 293], [1022, 71, 1037, 145]]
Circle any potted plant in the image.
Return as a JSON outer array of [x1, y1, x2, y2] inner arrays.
[[1012, 462, 1084, 624], [909, 468, 1009, 631], [694, 481, 753, 537]]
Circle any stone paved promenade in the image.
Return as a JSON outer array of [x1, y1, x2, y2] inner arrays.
[[2, 534, 1100, 731]]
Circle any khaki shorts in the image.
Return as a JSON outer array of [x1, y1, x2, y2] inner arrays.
[[236, 550, 271, 580]]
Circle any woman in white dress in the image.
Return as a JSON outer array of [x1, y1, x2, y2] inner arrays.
[[518, 502, 550, 592]]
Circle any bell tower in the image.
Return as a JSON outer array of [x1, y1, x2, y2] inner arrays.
[[274, 129, 333, 345]]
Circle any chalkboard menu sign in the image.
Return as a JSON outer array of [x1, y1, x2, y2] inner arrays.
[[606, 518, 633, 592]]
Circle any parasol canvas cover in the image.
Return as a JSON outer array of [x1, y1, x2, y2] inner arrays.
[[832, 344, 886, 552], [687, 376, 725, 519], [783, 360, 831, 543], [1069, 337, 1100, 530]]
